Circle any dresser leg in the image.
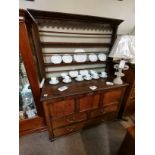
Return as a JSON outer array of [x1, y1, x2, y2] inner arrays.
[[49, 137, 55, 142], [119, 117, 128, 122]]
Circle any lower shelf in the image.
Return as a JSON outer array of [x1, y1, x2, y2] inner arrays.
[[19, 116, 47, 136]]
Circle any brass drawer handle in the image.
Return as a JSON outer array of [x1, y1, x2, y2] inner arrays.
[[101, 110, 106, 114], [88, 92, 94, 96], [66, 127, 74, 132], [66, 119, 74, 123], [66, 116, 76, 123]]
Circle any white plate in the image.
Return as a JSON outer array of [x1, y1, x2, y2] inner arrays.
[[74, 49, 85, 53], [49, 80, 59, 85], [69, 70, 78, 78], [73, 54, 87, 62], [89, 54, 98, 62], [74, 49, 87, 62], [51, 55, 62, 64], [98, 53, 106, 61], [79, 70, 89, 76], [62, 55, 73, 63], [63, 78, 72, 83]]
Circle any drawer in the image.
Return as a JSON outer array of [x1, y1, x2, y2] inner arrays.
[[102, 89, 122, 106], [49, 99, 75, 118], [52, 113, 87, 129], [53, 122, 85, 137], [103, 104, 118, 113], [90, 104, 118, 118], [90, 109, 105, 118], [87, 112, 117, 126]]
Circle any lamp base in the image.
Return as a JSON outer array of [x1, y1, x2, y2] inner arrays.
[[113, 77, 123, 85]]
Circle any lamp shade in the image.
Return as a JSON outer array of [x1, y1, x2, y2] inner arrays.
[[109, 35, 135, 60]]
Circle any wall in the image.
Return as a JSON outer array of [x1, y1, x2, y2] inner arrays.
[[19, 0, 135, 34]]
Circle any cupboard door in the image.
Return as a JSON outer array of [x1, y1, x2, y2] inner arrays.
[[79, 93, 100, 112], [102, 89, 122, 106], [50, 99, 75, 118]]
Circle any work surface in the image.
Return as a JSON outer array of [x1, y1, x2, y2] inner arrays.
[[20, 118, 134, 155], [41, 78, 128, 101]]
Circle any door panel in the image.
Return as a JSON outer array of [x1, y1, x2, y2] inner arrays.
[[50, 99, 75, 118], [79, 93, 100, 112]]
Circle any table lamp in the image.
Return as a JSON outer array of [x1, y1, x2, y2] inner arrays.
[[109, 35, 135, 85]]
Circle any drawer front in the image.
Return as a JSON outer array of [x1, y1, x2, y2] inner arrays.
[[102, 89, 122, 106], [52, 113, 87, 129], [103, 104, 118, 113], [49, 99, 75, 118], [90, 104, 118, 118], [53, 122, 85, 137], [79, 93, 100, 112], [87, 112, 117, 126]]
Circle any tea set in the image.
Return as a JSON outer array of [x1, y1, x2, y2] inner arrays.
[[49, 70, 107, 85]]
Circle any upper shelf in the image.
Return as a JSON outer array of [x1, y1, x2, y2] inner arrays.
[[41, 42, 111, 48]]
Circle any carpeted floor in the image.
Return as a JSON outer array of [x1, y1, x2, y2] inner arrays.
[[20, 118, 134, 155]]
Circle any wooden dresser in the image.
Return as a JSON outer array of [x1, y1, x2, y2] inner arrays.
[[25, 9, 129, 140], [41, 79, 128, 140]]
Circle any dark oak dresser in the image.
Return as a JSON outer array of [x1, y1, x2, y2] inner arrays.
[[24, 9, 130, 140], [41, 79, 128, 140]]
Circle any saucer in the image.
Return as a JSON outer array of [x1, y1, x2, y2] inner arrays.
[[75, 77, 83, 81], [63, 78, 72, 83], [49, 80, 59, 85], [84, 76, 92, 80], [99, 74, 107, 78], [92, 76, 99, 79], [79, 70, 89, 76]]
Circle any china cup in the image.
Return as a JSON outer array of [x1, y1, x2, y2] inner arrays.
[[75, 75, 83, 81]]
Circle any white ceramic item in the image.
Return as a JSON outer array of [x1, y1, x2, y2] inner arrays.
[[98, 53, 106, 61], [75, 75, 83, 81], [84, 74, 92, 80], [62, 54, 73, 63], [61, 72, 68, 78], [74, 49, 87, 62], [49, 77, 59, 85], [88, 54, 98, 62], [79, 70, 89, 76], [92, 74, 99, 79], [100, 71, 107, 78], [51, 55, 62, 64], [63, 78, 72, 83], [69, 70, 78, 78]]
